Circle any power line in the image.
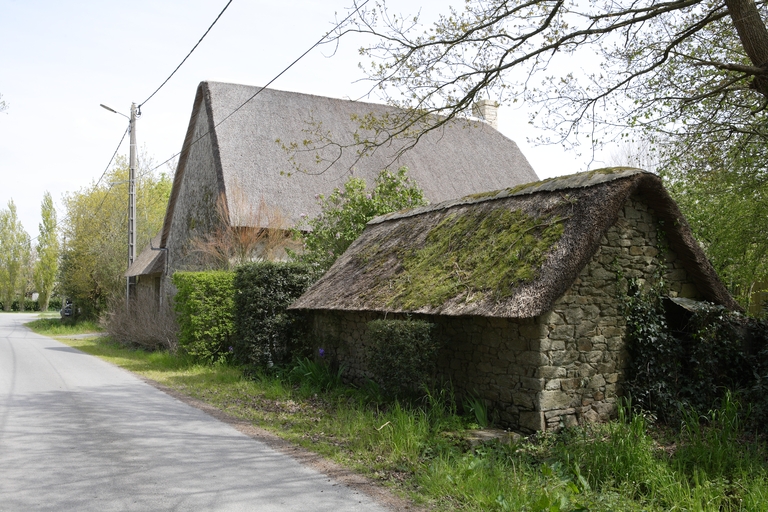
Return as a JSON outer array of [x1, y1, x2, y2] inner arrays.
[[144, 0, 372, 176], [139, 0, 234, 108], [94, 125, 130, 190]]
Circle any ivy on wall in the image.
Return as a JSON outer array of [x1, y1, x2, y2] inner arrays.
[[623, 280, 768, 428]]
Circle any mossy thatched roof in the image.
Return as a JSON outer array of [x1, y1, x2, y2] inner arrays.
[[291, 169, 740, 317]]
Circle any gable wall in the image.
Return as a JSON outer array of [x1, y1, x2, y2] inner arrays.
[[531, 195, 700, 430], [163, 105, 222, 296], [306, 194, 703, 433]]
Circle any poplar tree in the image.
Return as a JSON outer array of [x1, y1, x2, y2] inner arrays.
[[34, 191, 59, 312]]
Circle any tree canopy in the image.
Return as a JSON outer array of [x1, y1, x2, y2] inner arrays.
[[0, 200, 31, 311], [337, 0, 768, 162], [294, 167, 427, 273], [34, 192, 59, 312], [59, 155, 172, 318]]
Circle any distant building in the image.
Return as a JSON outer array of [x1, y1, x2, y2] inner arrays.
[[127, 81, 539, 303]]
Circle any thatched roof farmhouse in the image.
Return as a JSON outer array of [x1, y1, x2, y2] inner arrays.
[[291, 168, 739, 432], [128, 81, 538, 300]]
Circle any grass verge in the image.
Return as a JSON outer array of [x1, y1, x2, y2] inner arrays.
[[25, 317, 103, 336], [26, 328, 768, 511]]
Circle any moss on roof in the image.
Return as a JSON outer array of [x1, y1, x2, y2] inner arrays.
[[360, 208, 565, 309]]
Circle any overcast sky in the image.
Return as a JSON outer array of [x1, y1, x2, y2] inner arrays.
[[0, 0, 608, 237]]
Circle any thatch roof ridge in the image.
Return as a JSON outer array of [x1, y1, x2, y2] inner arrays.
[[291, 170, 740, 316], [370, 167, 646, 225]]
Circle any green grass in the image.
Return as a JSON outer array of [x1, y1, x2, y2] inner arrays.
[[27, 331, 768, 511], [25, 317, 104, 336]]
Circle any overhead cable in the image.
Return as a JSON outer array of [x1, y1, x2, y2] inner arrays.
[[139, 0, 234, 108], [145, 0, 371, 175]]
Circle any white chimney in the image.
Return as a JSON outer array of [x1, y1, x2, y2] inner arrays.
[[473, 99, 499, 129]]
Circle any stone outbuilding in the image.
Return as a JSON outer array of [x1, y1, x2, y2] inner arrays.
[[290, 169, 740, 432], [126, 81, 539, 302]]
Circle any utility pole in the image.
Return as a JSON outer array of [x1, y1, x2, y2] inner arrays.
[[127, 103, 137, 306]]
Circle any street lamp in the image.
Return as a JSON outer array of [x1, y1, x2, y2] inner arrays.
[[101, 102, 137, 306]]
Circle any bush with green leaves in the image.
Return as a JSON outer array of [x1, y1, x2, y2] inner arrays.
[[233, 261, 316, 368], [624, 280, 768, 428], [172, 271, 234, 363], [294, 167, 427, 272], [365, 318, 438, 397]]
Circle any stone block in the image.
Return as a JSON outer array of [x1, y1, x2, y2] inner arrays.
[[538, 311, 564, 325], [519, 323, 549, 339], [519, 351, 549, 366], [563, 308, 584, 324], [597, 362, 616, 374], [539, 390, 574, 410], [537, 366, 567, 379], [518, 411, 545, 432], [560, 378, 581, 391], [577, 339, 593, 352], [512, 390, 535, 409], [575, 323, 596, 337], [581, 408, 600, 424], [550, 348, 579, 366], [590, 374, 606, 389], [545, 379, 562, 390], [592, 267, 615, 280], [586, 351, 603, 363], [520, 377, 546, 391], [549, 325, 575, 340]]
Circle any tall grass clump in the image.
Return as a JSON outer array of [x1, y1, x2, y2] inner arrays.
[[103, 298, 178, 351]]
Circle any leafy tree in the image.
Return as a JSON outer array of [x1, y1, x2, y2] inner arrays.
[[59, 155, 172, 318], [34, 192, 59, 312], [662, 146, 768, 311], [294, 167, 427, 272], [0, 200, 31, 310], [334, 0, 768, 165]]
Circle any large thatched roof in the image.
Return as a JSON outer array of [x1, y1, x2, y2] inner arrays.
[[291, 169, 740, 317], [160, 81, 537, 247]]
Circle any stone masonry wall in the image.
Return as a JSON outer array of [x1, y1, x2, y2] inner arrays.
[[309, 194, 702, 433], [311, 310, 544, 430], [532, 194, 701, 431]]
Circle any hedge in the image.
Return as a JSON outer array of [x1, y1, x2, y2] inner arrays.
[[172, 271, 235, 363], [233, 261, 317, 368], [365, 318, 438, 397]]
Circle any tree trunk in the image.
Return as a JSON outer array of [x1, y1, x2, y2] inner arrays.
[[725, 0, 768, 96]]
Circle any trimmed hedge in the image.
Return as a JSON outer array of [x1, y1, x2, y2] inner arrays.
[[233, 261, 317, 368], [172, 271, 235, 363], [365, 318, 438, 397]]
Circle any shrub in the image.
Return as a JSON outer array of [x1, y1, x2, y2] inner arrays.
[[172, 271, 235, 363], [624, 280, 768, 428], [365, 318, 438, 397], [9, 299, 40, 312], [103, 298, 178, 351], [48, 297, 63, 311], [294, 167, 427, 273], [233, 261, 316, 367]]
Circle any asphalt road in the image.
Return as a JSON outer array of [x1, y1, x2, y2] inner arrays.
[[0, 313, 390, 511]]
